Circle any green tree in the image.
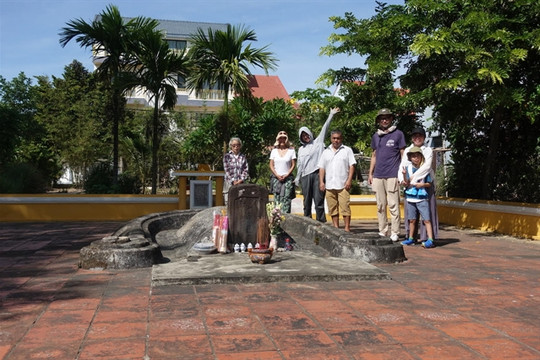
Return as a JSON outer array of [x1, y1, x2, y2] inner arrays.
[[319, 2, 421, 154], [179, 114, 223, 168], [0, 73, 37, 167], [289, 88, 345, 145], [59, 4, 158, 185], [178, 97, 296, 185], [322, 0, 540, 202], [127, 27, 190, 194], [187, 24, 278, 149], [228, 97, 296, 185], [120, 110, 152, 192], [35, 61, 111, 185], [0, 73, 59, 189]]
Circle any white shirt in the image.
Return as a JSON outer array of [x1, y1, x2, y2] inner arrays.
[[270, 148, 296, 176], [398, 144, 433, 184], [317, 145, 356, 190]]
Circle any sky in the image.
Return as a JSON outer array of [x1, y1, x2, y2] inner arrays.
[[0, 0, 404, 94]]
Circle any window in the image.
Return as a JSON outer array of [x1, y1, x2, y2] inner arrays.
[[167, 39, 187, 50], [190, 180, 213, 209], [177, 75, 186, 89]]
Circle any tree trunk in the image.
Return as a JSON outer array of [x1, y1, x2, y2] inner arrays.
[[221, 85, 230, 153], [151, 100, 160, 195], [481, 110, 503, 199], [112, 89, 120, 186]]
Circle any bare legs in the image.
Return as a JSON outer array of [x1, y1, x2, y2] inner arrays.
[[409, 219, 434, 240], [332, 215, 351, 232]]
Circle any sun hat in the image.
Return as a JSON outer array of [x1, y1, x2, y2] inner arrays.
[[276, 131, 288, 141], [274, 131, 289, 146], [407, 146, 423, 159], [376, 108, 393, 120]]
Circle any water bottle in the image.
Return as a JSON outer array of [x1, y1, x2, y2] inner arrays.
[[285, 238, 292, 251]]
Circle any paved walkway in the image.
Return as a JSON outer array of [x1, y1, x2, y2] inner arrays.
[[0, 221, 539, 359]]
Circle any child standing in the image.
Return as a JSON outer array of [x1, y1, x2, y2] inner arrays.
[[401, 147, 435, 248]]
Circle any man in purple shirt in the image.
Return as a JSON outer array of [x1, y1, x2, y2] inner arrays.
[[368, 109, 406, 242]]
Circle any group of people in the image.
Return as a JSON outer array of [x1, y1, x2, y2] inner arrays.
[[369, 108, 438, 248], [222, 107, 438, 245]]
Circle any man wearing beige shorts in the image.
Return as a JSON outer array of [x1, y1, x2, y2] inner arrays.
[[317, 130, 357, 232]]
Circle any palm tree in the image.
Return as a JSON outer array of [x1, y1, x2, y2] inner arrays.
[[59, 5, 158, 185], [187, 24, 278, 148], [128, 29, 190, 194]]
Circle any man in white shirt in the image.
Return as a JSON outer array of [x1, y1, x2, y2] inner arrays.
[[317, 130, 357, 232]]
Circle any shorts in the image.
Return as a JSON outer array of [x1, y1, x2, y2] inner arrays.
[[406, 200, 431, 221], [325, 188, 351, 217]]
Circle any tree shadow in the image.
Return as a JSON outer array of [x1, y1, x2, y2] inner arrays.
[[434, 238, 461, 247], [0, 222, 123, 320]]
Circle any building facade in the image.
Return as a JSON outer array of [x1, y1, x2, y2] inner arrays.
[[92, 18, 289, 115]]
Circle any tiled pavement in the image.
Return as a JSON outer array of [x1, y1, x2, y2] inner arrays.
[[0, 221, 539, 360]]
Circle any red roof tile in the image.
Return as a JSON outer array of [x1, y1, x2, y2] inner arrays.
[[247, 75, 290, 101]]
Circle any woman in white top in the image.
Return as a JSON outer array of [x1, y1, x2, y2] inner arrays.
[[269, 131, 296, 213]]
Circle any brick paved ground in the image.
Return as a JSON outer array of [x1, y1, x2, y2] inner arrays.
[[0, 221, 539, 359]]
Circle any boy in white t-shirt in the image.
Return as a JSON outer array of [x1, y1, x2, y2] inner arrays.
[[401, 147, 435, 248]]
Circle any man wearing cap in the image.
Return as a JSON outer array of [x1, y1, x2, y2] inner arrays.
[[368, 108, 406, 241]]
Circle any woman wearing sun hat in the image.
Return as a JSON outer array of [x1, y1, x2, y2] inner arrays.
[[269, 131, 296, 213]]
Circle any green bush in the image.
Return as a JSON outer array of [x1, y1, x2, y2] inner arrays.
[[84, 163, 142, 194], [117, 172, 142, 194], [0, 163, 48, 193], [84, 163, 113, 194]]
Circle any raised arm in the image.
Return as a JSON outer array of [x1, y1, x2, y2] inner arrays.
[[314, 107, 340, 145]]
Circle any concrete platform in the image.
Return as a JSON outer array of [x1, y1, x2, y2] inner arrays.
[[152, 251, 390, 286]]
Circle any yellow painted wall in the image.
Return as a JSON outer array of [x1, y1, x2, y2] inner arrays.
[[437, 198, 540, 240], [0, 194, 180, 222], [1, 194, 538, 240]]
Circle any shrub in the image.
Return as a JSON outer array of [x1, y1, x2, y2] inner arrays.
[[117, 171, 142, 194], [84, 163, 142, 194], [83, 162, 114, 194], [0, 163, 47, 193]]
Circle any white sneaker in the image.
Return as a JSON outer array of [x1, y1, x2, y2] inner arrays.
[[390, 233, 399, 242], [378, 232, 386, 237]]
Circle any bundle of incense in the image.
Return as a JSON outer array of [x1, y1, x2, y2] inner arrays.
[[218, 215, 228, 253], [212, 210, 221, 248], [256, 217, 270, 248]]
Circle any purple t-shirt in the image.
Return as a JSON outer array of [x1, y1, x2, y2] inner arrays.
[[371, 129, 406, 178]]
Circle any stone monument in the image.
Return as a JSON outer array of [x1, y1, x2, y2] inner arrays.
[[227, 184, 268, 247]]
